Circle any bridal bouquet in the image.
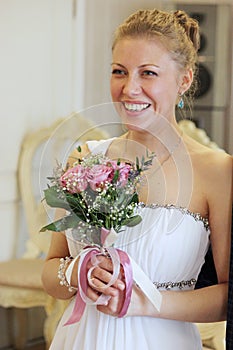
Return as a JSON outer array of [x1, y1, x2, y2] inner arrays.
[[41, 145, 162, 324], [41, 146, 155, 244]]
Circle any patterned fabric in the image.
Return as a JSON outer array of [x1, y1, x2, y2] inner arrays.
[[226, 208, 233, 350]]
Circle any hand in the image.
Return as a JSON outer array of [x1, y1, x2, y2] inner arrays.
[[86, 255, 126, 316]]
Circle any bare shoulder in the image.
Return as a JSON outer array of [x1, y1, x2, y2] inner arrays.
[[184, 134, 232, 175], [184, 135, 232, 203], [207, 151, 232, 200], [198, 147, 232, 180], [207, 150, 232, 194]]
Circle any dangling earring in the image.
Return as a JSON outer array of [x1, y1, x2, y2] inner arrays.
[[177, 94, 184, 109]]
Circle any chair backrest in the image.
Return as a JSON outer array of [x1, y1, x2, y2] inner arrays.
[[18, 113, 109, 258]]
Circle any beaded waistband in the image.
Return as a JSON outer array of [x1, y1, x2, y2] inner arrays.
[[153, 278, 197, 290]]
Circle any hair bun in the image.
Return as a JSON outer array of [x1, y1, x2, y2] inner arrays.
[[174, 10, 200, 52]]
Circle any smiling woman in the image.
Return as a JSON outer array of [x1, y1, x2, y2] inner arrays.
[[42, 8, 232, 350], [110, 36, 193, 130], [110, 7, 199, 123]]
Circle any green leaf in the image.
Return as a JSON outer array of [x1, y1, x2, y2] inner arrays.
[[121, 215, 142, 227], [141, 155, 145, 166], [112, 169, 120, 183], [40, 213, 82, 232], [43, 186, 71, 211], [126, 192, 139, 205], [77, 145, 82, 153], [65, 194, 89, 220], [136, 156, 140, 170]]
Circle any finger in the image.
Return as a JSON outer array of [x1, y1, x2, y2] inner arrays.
[[88, 276, 118, 297], [97, 296, 116, 315], [88, 254, 126, 283], [90, 267, 125, 292], [94, 255, 114, 272], [90, 266, 114, 284], [86, 286, 101, 302], [86, 285, 112, 308], [97, 288, 125, 316]]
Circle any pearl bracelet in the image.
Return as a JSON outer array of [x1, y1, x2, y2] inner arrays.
[[58, 256, 78, 293]]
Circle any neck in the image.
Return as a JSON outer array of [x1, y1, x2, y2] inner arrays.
[[124, 122, 182, 158]]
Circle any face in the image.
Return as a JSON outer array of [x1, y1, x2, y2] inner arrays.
[[111, 37, 192, 131]]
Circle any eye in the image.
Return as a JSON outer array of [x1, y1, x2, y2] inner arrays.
[[142, 70, 158, 77], [111, 69, 127, 76]]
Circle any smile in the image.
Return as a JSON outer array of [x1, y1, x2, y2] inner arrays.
[[123, 102, 150, 112]]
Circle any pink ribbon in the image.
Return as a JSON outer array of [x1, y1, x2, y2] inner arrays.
[[116, 249, 133, 317], [64, 247, 99, 325], [64, 244, 133, 325]]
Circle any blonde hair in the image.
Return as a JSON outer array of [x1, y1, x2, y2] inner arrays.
[[112, 9, 200, 97]]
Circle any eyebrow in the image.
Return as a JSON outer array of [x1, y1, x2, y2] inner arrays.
[[111, 63, 125, 68], [111, 63, 160, 68]]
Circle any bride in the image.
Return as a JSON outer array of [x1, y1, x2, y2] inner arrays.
[[42, 8, 232, 349]]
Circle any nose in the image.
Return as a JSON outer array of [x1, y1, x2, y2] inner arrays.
[[122, 75, 142, 96]]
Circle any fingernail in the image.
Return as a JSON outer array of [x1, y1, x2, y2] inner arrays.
[[118, 283, 125, 291]]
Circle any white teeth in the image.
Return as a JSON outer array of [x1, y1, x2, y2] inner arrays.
[[124, 102, 150, 111]]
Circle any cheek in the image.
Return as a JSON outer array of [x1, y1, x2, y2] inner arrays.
[[110, 79, 120, 101], [142, 83, 161, 104], [150, 81, 177, 101]]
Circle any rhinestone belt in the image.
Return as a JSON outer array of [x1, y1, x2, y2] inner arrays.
[[153, 278, 197, 290]]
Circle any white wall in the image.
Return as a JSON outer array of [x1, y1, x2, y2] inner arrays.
[[0, 0, 78, 260]]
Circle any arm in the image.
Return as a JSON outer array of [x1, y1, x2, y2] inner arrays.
[[41, 231, 77, 300]]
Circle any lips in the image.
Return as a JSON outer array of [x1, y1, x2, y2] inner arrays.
[[123, 102, 150, 112]]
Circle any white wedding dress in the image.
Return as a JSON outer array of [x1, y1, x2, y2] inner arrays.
[[49, 139, 210, 350]]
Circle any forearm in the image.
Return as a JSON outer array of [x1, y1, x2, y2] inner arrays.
[[160, 283, 227, 322], [41, 257, 78, 300], [128, 283, 228, 323]]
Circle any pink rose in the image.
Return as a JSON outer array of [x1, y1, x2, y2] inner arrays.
[[60, 165, 88, 193], [87, 164, 114, 191], [117, 162, 131, 186], [109, 161, 131, 187]]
